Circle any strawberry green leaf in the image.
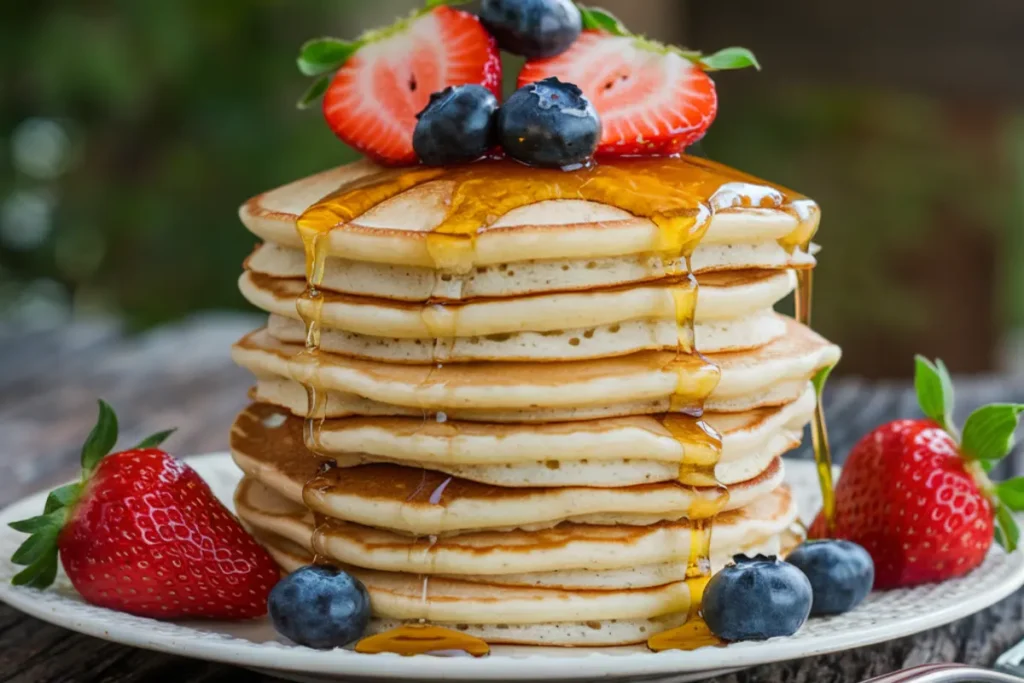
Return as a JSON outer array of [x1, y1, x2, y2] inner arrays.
[[133, 428, 176, 450], [8, 510, 64, 534], [297, 75, 331, 110], [43, 482, 81, 514], [297, 38, 361, 77], [961, 403, 1024, 462], [997, 477, 1024, 512], [11, 546, 58, 589], [699, 47, 761, 72], [11, 528, 58, 566], [995, 502, 1020, 553], [812, 363, 835, 397], [425, 0, 472, 7], [914, 356, 957, 438], [578, 6, 630, 36], [81, 400, 118, 475]]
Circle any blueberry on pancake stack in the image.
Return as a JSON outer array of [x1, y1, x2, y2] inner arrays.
[[229, 1, 839, 651]]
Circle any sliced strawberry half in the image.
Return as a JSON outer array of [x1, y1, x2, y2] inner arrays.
[[298, 6, 501, 165], [517, 19, 758, 157], [518, 32, 715, 156]]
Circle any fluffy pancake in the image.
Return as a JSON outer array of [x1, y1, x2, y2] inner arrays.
[[233, 389, 812, 486], [239, 492, 794, 645], [265, 310, 784, 362], [250, 373, 813, 422], [231, 316, 839, 414], [248, 526, 694, 645], [245, 240, 811, 301], [240, 269, 795, 360], [229, 414, 786, 535], [239, 157, 819, 272], [236, 476, 796, 584]]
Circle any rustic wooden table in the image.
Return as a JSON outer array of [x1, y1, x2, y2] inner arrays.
[[2, 316, 1024, 683]]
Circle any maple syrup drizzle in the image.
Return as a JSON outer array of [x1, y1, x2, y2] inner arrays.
[[354, 476, 491, 656], [642, 193, 728, 652], [794, 259, 836, 532], [291, 156, 826, 654]]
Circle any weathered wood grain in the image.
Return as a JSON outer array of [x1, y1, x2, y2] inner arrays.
[[1, 317, 1023, 683]]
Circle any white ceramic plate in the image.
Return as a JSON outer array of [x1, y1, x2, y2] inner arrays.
[[2, 454, 1023, 683]]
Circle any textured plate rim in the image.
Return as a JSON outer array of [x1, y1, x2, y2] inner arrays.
[[1, 453, 1022, 681]]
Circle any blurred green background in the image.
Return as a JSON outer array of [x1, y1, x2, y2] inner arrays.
[[1, 0, 1022, 378]]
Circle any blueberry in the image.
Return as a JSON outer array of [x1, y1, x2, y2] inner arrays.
[[498, 77, 600, 169], [413, 85, 499, 166], [786, 540, 874, 616], [703, 554, 812, 641], [480, 0, 582, 59], [268, 565, 371, 649]]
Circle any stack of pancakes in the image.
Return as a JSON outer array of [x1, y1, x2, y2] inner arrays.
[[229, 158, 840, 646]]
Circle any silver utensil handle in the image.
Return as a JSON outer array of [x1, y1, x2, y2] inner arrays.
[[861, 663, 1023, 682], [997, 633, 1024, 677]]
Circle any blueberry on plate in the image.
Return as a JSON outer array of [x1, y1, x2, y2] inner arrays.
[[268, 565, 371, 649], [480, 0, 582, 59], [786, 539, 875, 616], [413, 84, 499, 166], [498, 77, 600, 169], [703, 554, 812, 642]]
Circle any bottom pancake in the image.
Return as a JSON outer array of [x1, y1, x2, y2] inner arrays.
[[255, 529, 690, 646], [237, 478, 799, 645]]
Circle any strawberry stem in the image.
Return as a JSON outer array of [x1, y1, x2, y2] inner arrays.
[[961, 404, 1024, 462], [913, 356, 959, 440], [995, 504, 1020, 552], [578, 6, 758, 72], [9, 401, 176, 590], [133, 428, 177, 450], [80, 400, 118, 476], [578, 5, 630, 36], [915, 357, 1024, 553]]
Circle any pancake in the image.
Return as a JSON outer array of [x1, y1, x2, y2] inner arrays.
[[240, 489, 793, 645], [265, 310, 785, 362], [231, 316, 839, 415], [251, 373, 815, 423], [238, 387, 814, 466], [328, 433, 791, 488], [249, 527, 694, 645], [239, 157, 819, 274], [236, 476, 796, 585], [246, 241, 814, 302], [229, 416, 786, 534], [241, 269, 795, 360], [245, 240, 806, 305], [233, 390, 812, 486]]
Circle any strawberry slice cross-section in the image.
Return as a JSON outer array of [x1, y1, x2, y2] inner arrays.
[[516, 8, 758, 157], [298, 6, 501, 165], [519, 31, 717, 156]]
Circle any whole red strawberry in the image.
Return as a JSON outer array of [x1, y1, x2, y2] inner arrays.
[[810, 357, 1024, 589], [516, 8, 759, 156], [9, 401, 280, 619], [295, 4, 501, 165]]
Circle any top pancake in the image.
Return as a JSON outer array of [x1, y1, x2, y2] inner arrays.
[[240, 156, 819, 275]]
